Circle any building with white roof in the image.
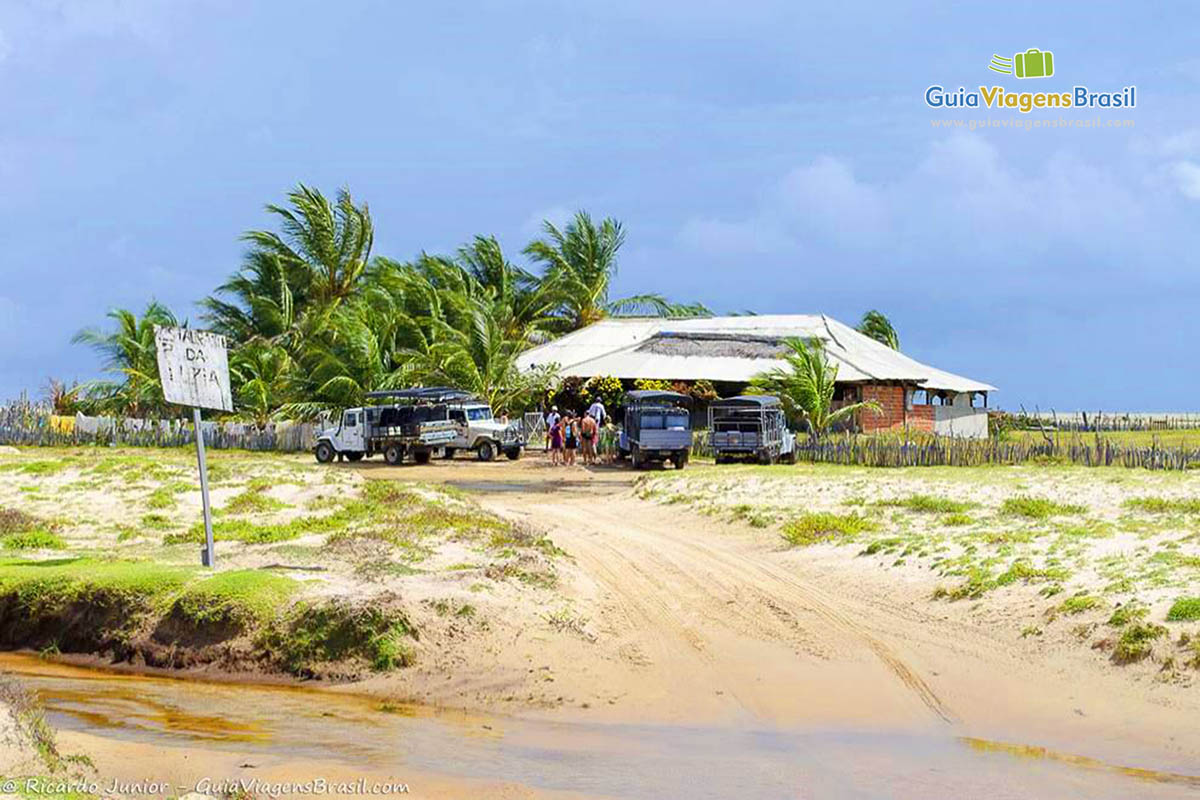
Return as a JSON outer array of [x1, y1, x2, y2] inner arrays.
[[518, 314, 996, 437]]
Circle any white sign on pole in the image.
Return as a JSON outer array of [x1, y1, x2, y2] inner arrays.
[[155, 326, 233, 412], [154, 325, 230, 569]]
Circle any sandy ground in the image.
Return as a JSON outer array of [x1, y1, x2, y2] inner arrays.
[[3, 449, 1200, 793], [345, 455, 1200, 773]]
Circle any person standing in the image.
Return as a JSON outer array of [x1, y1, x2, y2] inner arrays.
[[548, 414, 563, 465], [544, 405, 560, 453], [587, 398, 606, 428], [563, 414, 578, 466], [580, 412, 598, 465]]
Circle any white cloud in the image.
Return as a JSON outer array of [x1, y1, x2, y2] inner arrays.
[[1171, 161, 1200, 199], [677, 133, 1150, 274]]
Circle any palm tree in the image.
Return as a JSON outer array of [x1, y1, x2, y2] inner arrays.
[[229, 343, 296, 427], [455, 235, 557, 341], [857, 310, 900, 350], [524, 211, 710, 330], [201, 184, 372, 342], [749, 337, 880, 440], [397, 293, 548, 413], [72, 302, 179, 417]]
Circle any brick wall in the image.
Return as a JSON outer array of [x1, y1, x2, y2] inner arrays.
[[858, 383, 934, 433]]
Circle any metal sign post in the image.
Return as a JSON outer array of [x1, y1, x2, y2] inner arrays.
[[193, 407, 216, 567], [154, 326, 233, 569]]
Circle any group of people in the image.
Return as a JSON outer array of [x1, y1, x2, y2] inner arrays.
[[544, 399, 607, 466]]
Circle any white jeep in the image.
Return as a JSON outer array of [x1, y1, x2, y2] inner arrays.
[[446, 402, 524, 461]]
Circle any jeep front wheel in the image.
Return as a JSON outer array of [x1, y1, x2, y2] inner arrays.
[[477, 440, 496, 462], [315, 442, 335, 464]]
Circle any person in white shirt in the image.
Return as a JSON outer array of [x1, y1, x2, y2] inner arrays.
[[586, 399, 606, 427], [544, 406, 560, 452]]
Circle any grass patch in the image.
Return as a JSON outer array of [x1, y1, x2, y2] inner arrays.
[[1108, 603, 1148, 627], [941, 513, 974, 527], [262, 601, 416, 674], [1058, 594, 1103, 615], [781, 512, 877, 546], [877, 494, 976, 514], [172, 570, 299, 628], [0, 460, 71, 476], [222, 488, 288, 515], [1165, 597, 1200, 621], [1113, 622, 1167, 663], [2, 529, 66, 550], [1123, 496, 1200, 514], [1001, 496, 1086, 519]]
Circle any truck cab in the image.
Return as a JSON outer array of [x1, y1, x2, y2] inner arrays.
[[446, 401, 524, 461], [314, 407, 366, 463], [617, 390, 692, 469]]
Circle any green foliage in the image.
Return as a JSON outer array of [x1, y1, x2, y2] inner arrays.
[[1001, 496, 1086, 519], [1058, 594, 1103, 615], [172, 570, 299, 628], [1166, 597, 1200, 621], [633, 378, 672, 391], [748, 337, 881, 438], [781, 512, 878, 546], [1108, 603, 1148, 627], [877, 494, 976, 513], [1113, 621, 1167, 663], [0, 508, 64, 550], [71, 302, 180, 418], [1123, 496, 1200, 514], [262, 601, 415, 673], [941, 513, 975, 526], [222, 487, 288, 515], [856, 310, 900, 350], [2, 530, 66, 550]]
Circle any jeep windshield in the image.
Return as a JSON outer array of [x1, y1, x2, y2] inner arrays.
[[465, 406, 493, 421]]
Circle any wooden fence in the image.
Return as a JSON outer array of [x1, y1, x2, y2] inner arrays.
[[791, 434, 1200, 470], [0, 402, 317, 453]]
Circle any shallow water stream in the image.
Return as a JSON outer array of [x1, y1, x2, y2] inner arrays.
[[4, 653, 1197, 800]]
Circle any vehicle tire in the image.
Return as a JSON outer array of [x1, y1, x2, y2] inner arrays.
[[384, 445, 404, 465], [315, 442, 335, 464], [442, 447, 457, 460], [759, 450, 774, 466], [631, 444, 643, 469], [413, 449, 432, 465], [504, 447, 522, 461], [477, 441, 496, 462], [782, 451, 797, 465], [673, 452, 688, 470], [346, 452, 364, 462]]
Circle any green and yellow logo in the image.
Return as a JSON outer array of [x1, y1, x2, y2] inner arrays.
[[989, 49, 1054, 79]]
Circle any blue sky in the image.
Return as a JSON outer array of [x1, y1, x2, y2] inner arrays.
[[1, 1, 1197, 410]]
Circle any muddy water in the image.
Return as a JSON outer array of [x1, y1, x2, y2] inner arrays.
[[4, 655, 1197, 799]]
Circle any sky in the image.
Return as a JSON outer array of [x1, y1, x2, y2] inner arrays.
[[1, 0, 1197, 411]]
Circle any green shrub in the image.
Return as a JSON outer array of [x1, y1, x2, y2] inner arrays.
[[1123, 497, 1200, 514], [1058, 594, 1102, 615], [263, 601, 416, 674], [877, 495, 975, 514], [781, 512, 878, 546], [1165, 597, 1200, 622], [1001, 496, 1086, 519], [1, 530, 66, 551], [1108, 603, 1148, 627], [1113, 622, 1166, 663], [942, 513, 974, 527], [172, 570, 299, 628]]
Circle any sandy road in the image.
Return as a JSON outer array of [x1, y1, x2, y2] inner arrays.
[[359, 456, 1200, 772]]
